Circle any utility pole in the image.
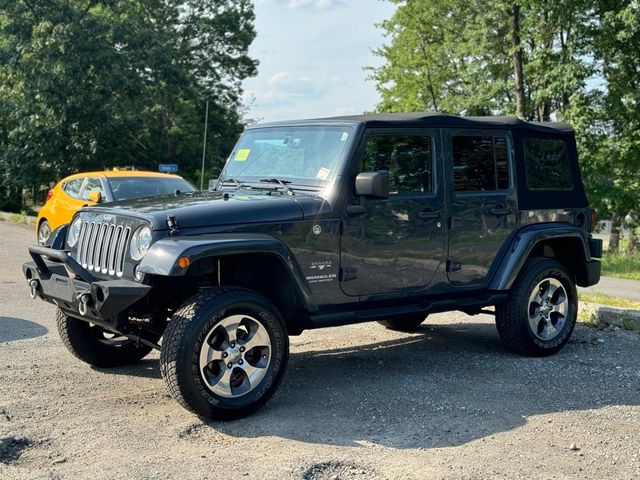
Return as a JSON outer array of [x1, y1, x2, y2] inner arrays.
[[200, 100, 209, 191]]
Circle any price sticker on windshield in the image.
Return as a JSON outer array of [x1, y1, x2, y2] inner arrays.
[[316, 167, 331, 180], [235, 149, 251, 161]]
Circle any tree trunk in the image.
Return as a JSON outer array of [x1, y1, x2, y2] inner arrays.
[[609, 212, 621, 253], [510, 4, 526, 119]]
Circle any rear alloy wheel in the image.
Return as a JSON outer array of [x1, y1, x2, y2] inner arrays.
[[38, 220, 51, 245], [160, 287, 289, 420], [496, 257, 577, 356]]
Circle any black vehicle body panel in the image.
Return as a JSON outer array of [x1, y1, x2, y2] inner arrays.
[[23, 113, 601, 337]]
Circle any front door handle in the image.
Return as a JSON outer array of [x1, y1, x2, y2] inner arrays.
[[346, 204, 367, 215], [418, 210, 440, 219], [490, 206, 510, 215]]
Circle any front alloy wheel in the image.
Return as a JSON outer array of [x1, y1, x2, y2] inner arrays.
[[199, 314, 272, 398], [160, 287, 289, 420]]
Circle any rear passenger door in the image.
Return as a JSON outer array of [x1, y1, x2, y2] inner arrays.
[[446, 131, 517, 286]]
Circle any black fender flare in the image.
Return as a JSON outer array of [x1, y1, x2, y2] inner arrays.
[[489, 223, 595, 290], [139, 233, 316, 311]]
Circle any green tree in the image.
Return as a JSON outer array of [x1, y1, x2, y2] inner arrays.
[[0, 0, 257, 209], [369, 0, 593, 121]]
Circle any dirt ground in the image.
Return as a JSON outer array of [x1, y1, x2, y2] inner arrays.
[[1, 221, 639, 479]]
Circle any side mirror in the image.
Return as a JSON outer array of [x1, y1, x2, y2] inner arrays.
[[355, 171, 390, 199], [88, 189, 102, 203]]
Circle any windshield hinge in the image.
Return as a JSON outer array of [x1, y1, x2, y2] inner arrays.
[[167, 215, 179, 236]]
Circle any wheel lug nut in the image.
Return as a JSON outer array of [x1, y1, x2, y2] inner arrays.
[[227, 363, 233, 369], [230, 342, 235, 348], [239, 346, 245, 352], [239, 359, 244, 365], [222, 352, 228, 358]]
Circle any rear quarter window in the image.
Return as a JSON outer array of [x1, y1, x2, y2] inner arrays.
[[524, 138, 573, 191]]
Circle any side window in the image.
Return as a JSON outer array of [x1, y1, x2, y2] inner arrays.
[[63, 178, 85, 199], [453, 136, 510, 192], [524, 138, 573, 191], [81, 177, 104, 201], [362, 135, 433, 194]]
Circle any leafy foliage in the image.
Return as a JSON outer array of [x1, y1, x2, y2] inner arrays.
[[0, 0, 257, 208], [370, 0, 640, 251]]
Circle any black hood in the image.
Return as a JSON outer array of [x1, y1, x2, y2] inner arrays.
[[80, 190, 331, 231]]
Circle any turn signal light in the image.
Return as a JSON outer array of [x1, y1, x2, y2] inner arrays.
[[177, 256, 191, 269], [589, 209, 597, 233], [46, 189, 54, 202]]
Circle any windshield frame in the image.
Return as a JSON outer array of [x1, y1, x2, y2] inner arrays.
[[218, 124, 358, 191]]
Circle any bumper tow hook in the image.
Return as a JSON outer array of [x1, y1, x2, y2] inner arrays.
[[78, 293, 92, 317], [29, 280, 40, 299]]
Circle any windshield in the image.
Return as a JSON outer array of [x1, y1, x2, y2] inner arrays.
[[221, 126, 354, 188], [108, 177, 195, 201]]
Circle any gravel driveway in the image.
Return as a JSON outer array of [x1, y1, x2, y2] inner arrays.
[[1, 221, 639, 479]]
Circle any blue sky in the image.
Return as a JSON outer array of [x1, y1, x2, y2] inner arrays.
[[242, 0, 397, 123]]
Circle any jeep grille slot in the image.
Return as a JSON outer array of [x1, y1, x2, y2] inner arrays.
[[77, 221, 131, 277]]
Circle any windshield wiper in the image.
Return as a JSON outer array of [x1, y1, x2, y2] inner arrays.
[[259, 178, 294, 196], [219, 178, 249, 190]]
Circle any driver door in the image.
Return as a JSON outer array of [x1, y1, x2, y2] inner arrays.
[[340, 130, 446, 297]]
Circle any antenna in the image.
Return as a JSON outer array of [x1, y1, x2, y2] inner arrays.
[[200, 100, 209, 191]]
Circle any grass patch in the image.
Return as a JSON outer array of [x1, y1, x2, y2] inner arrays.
[[601, 253, 640, 281], [577, 306, 601, 326], [579, 292, 640, 310], [8, 211, 28, 225]]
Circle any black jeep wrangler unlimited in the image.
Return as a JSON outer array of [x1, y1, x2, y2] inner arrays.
[[24, 113, 602, 419]]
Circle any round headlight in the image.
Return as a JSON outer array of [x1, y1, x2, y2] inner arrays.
[[67, 217, 83, 247], [130, 226, 152, 260]]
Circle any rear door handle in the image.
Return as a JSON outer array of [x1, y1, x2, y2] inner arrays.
[[490, 206, 510, 215], [418, 210, 440, 219]]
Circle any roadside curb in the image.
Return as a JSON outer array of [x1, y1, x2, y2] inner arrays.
[[0, 211, 37, 226], [580, 301, 640, 332]]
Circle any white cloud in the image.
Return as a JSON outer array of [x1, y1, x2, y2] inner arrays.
[[287, 0, 346, 10], [255, 0, 346, 9]]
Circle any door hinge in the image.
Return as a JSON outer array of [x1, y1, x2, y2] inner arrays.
[[446, 260, 462, 273]]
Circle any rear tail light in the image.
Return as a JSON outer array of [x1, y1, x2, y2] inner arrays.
[[589, 209, 597, 233], [45, 189, 53, 202]]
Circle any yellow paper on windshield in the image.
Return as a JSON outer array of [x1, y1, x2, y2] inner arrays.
[[235, 149, 251, 161]]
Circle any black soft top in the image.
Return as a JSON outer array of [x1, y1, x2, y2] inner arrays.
[[256, 112, 573, 135]]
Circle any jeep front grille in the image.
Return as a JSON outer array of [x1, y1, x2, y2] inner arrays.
[[76, 221, 131, 277]]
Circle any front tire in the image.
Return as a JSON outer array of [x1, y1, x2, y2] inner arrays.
[[160, 287, 289, 420], [56, 309, 153, 367], [495, 257, 577, 357]]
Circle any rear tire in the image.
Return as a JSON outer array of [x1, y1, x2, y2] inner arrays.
[[160, 287, 289, 420], [38, 220, 51, 245], [56, 309, 153, 367], [378, 315, 426, 332], [495, 257, 577, 357]]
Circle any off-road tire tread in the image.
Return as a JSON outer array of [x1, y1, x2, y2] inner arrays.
[[159, 287, 286, 419], [495, 257, 577, 357], [56, 309, 152, 367]]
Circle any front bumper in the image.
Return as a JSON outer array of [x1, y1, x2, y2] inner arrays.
[[23, 246, 151, 329]]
